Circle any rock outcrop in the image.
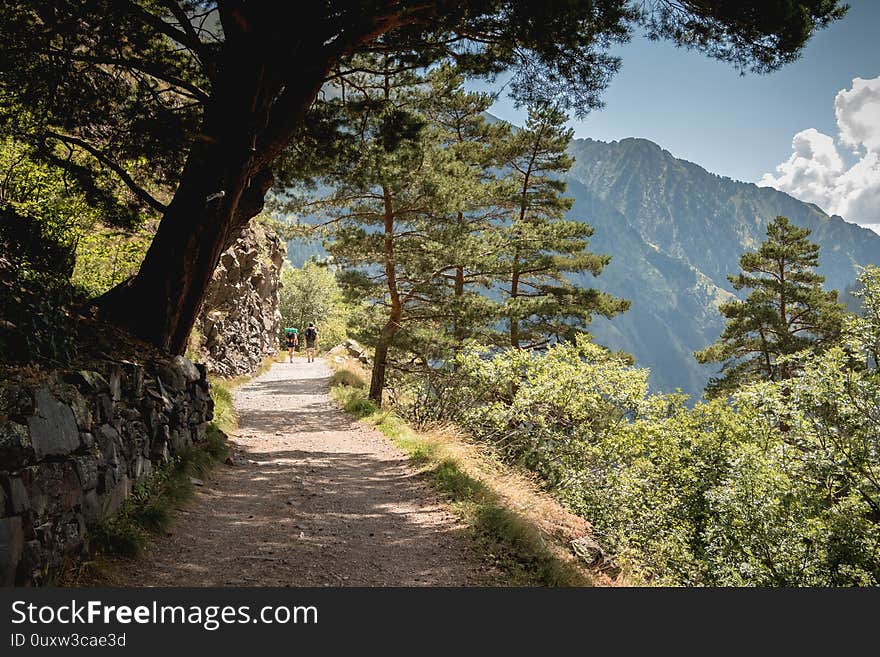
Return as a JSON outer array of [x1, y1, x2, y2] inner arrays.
[[192, 222, 284, 378], [0, 355, 214, 585]]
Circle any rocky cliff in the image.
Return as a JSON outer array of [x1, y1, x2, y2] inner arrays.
[[192, 222, 284, 378]]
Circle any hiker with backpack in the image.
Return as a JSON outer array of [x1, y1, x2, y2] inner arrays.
[[304, 322, 318, 363], [284, 328, 299, 363]]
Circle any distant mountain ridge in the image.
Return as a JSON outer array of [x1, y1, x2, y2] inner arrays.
[[285, 134, 880, 398], [566, 136, 880, 397]]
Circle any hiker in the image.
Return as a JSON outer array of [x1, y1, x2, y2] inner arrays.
[[285, 328, 298, 363], [304, 322, 318, 363]]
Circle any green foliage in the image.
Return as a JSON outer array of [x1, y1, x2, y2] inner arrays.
[[209, 380, 236, 436], [392, 362, 480, 429], [844, 265, 880, 366], [455, 336, 649, 486], [72, 224, 152, 297], [0, 137, 100, 278], [0, 262, 80, 365], [451, 311, 880, 585], [696, 215, 845, 395]]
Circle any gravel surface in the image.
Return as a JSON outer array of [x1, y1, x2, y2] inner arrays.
[[113, 358, 484, 586]]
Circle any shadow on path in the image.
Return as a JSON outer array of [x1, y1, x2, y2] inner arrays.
[[110, 358, 484, 587]]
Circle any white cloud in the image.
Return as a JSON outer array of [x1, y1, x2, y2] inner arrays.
[[836, 76, 880, 153], [758, 76, 880, 227]]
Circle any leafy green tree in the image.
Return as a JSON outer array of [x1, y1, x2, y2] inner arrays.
[[494, 105, 628, 348], [0, 137, 101, 278], [0, 1, 845, 353], [696, 215, 845, 395], [843, 265, 880, 369]]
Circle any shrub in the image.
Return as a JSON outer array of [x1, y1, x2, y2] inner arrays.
[[451, 334, 880, 586]]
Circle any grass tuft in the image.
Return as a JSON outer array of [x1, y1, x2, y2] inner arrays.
[[89, 423, 230, 558], [328, 367, 367, 389], [333, 384, 378, 417], [209, 381, 236, 434]]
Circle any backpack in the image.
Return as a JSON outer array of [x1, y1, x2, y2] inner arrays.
[[306, 327, 317, 341]]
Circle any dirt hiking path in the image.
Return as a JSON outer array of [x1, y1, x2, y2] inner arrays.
[[113, 359, 485, 586]]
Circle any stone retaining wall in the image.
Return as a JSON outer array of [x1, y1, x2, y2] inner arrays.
[[0, 355, 213, 586]]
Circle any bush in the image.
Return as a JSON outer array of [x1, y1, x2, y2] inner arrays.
[[0, 264, 81, 366], [451, 334, 880, 586], [391, 365, 477, 429]]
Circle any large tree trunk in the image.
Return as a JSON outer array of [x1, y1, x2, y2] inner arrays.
[[96, 45, 324, 354], [93, 7, 415, 354], [97, 143, 267, 354]]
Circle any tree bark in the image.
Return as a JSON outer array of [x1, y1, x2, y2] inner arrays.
[[369, 334, 392, 403]]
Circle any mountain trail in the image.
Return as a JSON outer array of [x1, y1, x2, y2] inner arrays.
[[108, 359, 486, 586]]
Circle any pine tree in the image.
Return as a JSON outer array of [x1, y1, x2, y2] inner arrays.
[[418, 66, 514, 350], [494, 105, 628, 349], [314, 59, 492, 403], [696, 215, 845, 395]]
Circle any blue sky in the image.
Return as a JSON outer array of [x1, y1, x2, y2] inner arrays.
[[475, 0, 880, 187]]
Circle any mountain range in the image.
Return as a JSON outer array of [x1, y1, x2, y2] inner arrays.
[[286, 135, 880, 399], [566, 136, 880, 397]]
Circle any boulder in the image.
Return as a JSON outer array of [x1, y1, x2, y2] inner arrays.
[[27, 388, 80, 459], [192, 222, 283, 378], [173, 355, 201, 384], [571, 535, 606, 567]]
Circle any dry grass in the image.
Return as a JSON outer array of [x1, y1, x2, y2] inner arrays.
[[419, 426, 626, 586]]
